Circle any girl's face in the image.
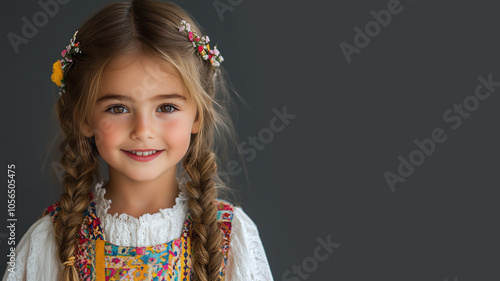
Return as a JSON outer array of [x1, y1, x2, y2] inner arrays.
[[83, 54, 200, 183]]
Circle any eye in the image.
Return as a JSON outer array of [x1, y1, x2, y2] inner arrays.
[[104, 103, 178, 114], [106, 105, 129, 114], [157, 103, 178, 113]]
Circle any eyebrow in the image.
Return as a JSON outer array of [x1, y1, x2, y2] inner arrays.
[[96, 93, 187, 103]]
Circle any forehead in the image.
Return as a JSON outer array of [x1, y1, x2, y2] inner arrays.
[[100, 53, 187, 100]]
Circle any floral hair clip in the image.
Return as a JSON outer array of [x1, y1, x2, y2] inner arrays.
[[51, 31, 81, 96], [178, 20, 224, 67]]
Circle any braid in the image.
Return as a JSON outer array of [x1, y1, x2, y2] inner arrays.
[[183, 148, 224, 281], [54, 99, 100, 281]]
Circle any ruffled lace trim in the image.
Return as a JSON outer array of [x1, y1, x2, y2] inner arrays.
[[91, 178, 190, 247]]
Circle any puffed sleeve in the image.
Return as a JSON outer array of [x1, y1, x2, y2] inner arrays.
[[226, 206, 274, 280], [2, 215, 62, 281]]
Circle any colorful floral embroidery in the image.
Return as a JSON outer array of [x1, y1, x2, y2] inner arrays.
[[44, 192, 233, 280]]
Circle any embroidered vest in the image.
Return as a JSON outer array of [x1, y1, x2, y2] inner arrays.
[[42, 192, 234, 280]]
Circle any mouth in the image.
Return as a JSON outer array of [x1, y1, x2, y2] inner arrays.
[[122, 149, 164, 156]]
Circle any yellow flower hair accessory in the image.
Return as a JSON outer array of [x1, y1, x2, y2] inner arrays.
[[51, 31, 81, 96], [51, 61, 63, 87]]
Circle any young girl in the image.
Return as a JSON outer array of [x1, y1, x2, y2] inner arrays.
[[2, 0, 273, 280]]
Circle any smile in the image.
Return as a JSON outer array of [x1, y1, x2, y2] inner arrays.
[[126, 150, 158, 156], [122, 149, 164, 162]]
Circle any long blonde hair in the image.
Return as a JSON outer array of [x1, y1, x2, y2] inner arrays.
[[45, 0, 249, 280]]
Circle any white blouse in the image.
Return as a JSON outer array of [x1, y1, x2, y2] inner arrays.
[[2, 180, 274, 281]]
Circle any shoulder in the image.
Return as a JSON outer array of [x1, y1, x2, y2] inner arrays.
[[214, 198, 234, 221], [41, 191, 95, 224], [213, 199, 235, 242], [214, 198, 234, 210], [223, 206, 274, 280], [19, 214, 55, 246], [230, 206, 261, 239], [13, 213, 56, 252], [41, 201, 61, 223], [2, 214, 60, 281], [212, 200, 261, 234]]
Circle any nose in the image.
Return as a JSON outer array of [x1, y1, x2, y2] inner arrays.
[[130, 110, 155, 141]]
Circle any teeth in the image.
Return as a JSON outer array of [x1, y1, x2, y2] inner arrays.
[[128, 150, 157, 156]]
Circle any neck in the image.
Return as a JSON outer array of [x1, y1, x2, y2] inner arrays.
[[103, 166, 181, 218]]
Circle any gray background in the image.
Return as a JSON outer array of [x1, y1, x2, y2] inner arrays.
[[1, 0, 500, 280]]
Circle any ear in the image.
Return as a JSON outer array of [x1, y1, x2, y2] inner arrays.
[[191, 114, 201, 135], [82, 121, 94, 138]]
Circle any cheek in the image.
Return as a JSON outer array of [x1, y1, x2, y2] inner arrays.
[[96, 133, 121, 156], [160, 118, 193, 146], [95, 120, 126, 151], [91, 116, 119, 143]]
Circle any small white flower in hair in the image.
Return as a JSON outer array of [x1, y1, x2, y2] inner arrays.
[[178, 20, 224, 68]]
